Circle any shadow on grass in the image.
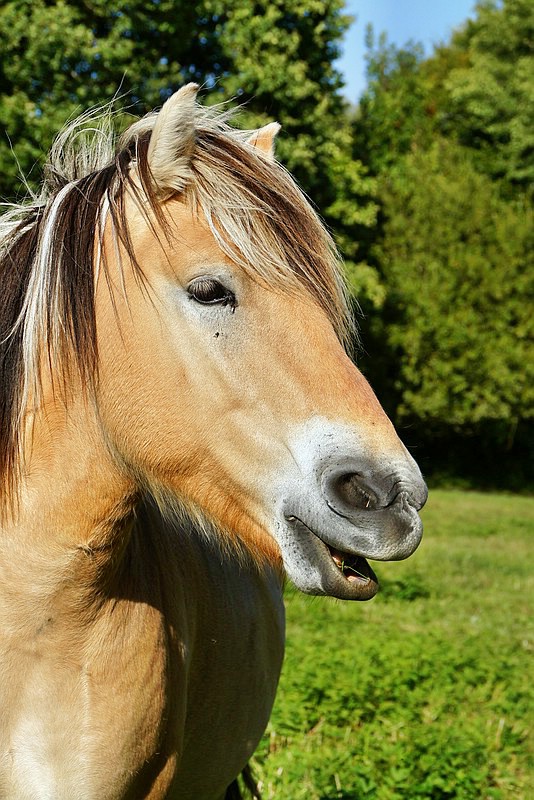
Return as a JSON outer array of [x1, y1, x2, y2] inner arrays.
[[379, 571, 430, 601]]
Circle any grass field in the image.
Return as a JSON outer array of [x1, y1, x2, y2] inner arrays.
[[254, 490, 533, 800]]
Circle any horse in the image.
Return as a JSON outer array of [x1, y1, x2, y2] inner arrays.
[[0, 84, 427, 799]]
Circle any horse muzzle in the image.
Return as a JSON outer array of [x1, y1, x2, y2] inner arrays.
[[273, 420, 428, 600]]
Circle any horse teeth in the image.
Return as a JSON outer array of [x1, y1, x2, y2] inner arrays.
[[330, 550, 344, 569]]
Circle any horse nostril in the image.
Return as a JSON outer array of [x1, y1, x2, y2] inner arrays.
[[330, 473, 378, 511], [322, 463, 428, 517]]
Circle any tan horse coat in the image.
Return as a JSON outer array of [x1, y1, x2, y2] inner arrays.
[[0, 86, 426, 799]]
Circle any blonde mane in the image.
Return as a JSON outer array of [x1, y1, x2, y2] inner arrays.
[[0, 95, 353, 508]]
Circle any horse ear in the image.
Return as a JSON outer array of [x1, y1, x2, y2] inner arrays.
[[147, 83, 199, 194], [247, 123, 281, 161]]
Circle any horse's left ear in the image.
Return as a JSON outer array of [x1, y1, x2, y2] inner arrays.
[[147, 83, 198, 194], [247, 123, 281, 161]]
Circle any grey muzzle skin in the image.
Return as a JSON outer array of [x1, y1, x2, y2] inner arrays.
[[319, 459, 428, 560], [275, 429, 428, 601]]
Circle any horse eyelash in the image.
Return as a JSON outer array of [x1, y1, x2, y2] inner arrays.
[[187, 279, 237, 310]]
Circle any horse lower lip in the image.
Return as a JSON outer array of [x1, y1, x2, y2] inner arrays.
[[285, 515, 380, 598], [328, 546, 378, 585]]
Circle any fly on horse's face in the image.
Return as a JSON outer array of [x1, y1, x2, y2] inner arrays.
[[95, 85, 427, 602]]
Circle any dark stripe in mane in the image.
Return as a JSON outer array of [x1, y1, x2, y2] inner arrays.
[[0, 144, 147, 508], [0, 214, 41, 498]]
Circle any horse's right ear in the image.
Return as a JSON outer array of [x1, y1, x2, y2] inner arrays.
[[147, 83, 198, 195]]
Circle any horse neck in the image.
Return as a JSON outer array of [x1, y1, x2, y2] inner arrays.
[[0, 391, 136, 625]]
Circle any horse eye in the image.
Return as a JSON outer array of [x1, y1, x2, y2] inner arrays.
[[188, 278, 236, 307]]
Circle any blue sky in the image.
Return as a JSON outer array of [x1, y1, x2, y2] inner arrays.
[[337, 0, 477, 101]]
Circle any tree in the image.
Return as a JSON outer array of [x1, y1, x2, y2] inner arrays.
[[351, 0, 533, 486], [354, 29, 428, 176], [372, 140, 533, 440], [0, 0, 214, 199], [355, 0, 534, 192], [445, 0, 534, 187]]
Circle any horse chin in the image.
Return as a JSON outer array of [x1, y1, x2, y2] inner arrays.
[[280, 517, 380, 601]]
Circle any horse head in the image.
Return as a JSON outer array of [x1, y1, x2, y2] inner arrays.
[[91, 84, 427, 600]]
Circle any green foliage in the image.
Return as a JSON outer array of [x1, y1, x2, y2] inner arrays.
[[255, 490, 534, 799], [355, 0, 534, 191], [353, 0, 534, 486], [375, 139, 533, 431], [355, 30, 429, 175], [0, 0, 202, 198], [446, 0, 534, 186]]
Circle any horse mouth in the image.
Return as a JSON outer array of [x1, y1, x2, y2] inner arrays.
[[324, 542, 379, 599], [328, 546, 378, 587], [286, 516, 379, 600]]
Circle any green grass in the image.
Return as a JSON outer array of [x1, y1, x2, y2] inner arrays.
[[254, 490, 533, 799]]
